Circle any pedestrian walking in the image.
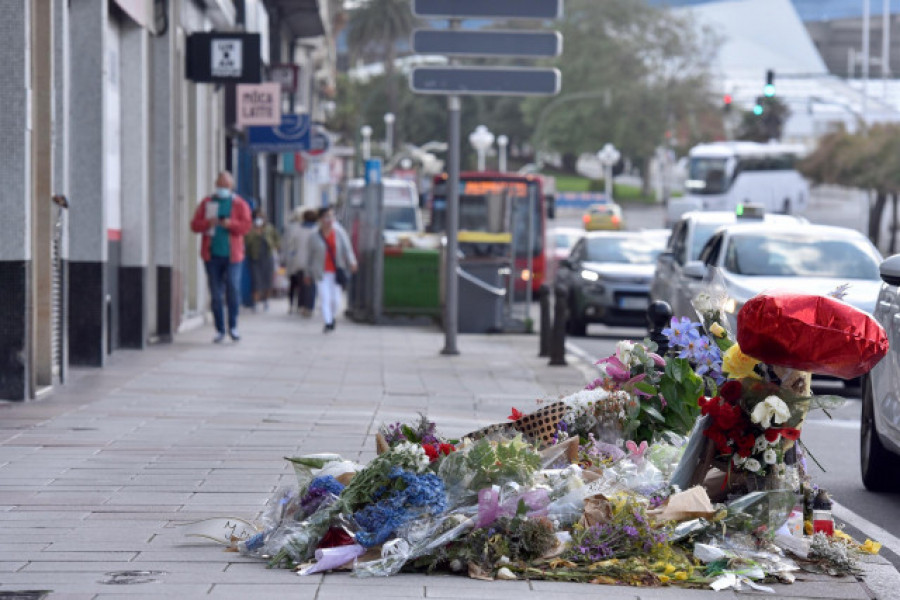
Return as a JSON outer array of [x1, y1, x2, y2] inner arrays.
[[305, 206, 357, 332], [189, 171, 252, 343], [245, 211, 280, 312], [282, 207, 318, 316]]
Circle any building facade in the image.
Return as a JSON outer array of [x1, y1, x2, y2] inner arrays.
[[0, 0, 332, 401]]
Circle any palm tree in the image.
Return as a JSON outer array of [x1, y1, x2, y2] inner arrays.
[[345, 0, 416, 117]]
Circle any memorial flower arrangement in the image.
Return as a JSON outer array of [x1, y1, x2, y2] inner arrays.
[[192, 279, 889, 592]]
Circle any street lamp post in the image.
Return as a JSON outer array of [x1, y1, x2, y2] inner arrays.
[[597, 143, 621, 202], [468, 125, 495, 171], [361, 125, 373, 160], [497, 134, 509, 172], [384, 112, 395, 160]]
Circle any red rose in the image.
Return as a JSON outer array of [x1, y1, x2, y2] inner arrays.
[[422, 444, 439, 462], [508, 408, 524, 421], [719, 380, 743, 404], [735, 434, 756, 458], [438, 443, 456, 456], [713, 403, 743, 431]]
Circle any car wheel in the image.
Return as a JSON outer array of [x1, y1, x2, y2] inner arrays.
[[860, 376, 900, 491]]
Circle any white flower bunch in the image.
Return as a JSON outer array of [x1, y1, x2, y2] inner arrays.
[[750, 395, 791, 429], [390, 441, 430, 472], [615, 340, 638, 368]]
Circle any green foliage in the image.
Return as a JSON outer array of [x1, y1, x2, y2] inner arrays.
[[657, 358, 704, 435], [735, 96, 790, 142]]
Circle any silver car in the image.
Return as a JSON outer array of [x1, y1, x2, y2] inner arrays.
[[650, 210, 807, 322], [861, 254, 900, 491], [691, 222, 883, 329]]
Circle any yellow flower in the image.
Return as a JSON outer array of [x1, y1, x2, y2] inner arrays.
[[861, 539, 882, 554], [709, 322, 726, 338], [833, 529, 852, 543], [663, 564, 676, 574], [658, 575, 671, 584], [722, 344, 761, 379], [804, 520, 813, 535], [674, 571, 688, 580]]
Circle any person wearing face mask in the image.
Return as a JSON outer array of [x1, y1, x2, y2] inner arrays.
[[190, 171, 253, 343], [244, 211, 281, 312]]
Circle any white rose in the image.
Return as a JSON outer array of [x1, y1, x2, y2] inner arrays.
[[763, 448, 778, 465], [744, 458, 761, 472], [754, 436, 769, 453], [615, 340, 636, 367], [750, 395, 791, 429], [733, 455, 747, 466]]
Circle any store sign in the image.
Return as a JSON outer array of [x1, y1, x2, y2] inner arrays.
[[269, 64, 299, 93], [185, 33, 261, 84], [246, 113, 312, 152], [236, 83, 280, 127]]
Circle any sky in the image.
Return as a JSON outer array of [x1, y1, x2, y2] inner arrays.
[[647, 0, 900, 22]]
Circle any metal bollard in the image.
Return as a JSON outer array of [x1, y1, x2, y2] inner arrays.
[[538, 284, 551, 357], [647, 300, 673, 355], [548, 284, 568, 366]]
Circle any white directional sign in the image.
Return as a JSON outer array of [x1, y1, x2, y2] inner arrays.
[[412, 29, 562, 58], [410, 66, 561, 96]]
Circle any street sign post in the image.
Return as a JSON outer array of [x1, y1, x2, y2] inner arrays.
[[413, 0, 562, 20], [410, 66, 561, 96], [412, 29, 562, 58]]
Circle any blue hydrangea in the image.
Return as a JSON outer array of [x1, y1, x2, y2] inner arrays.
[[353, 468, 447, 548]]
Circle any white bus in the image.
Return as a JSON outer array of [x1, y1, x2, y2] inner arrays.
[[666, 141, 809, 226]]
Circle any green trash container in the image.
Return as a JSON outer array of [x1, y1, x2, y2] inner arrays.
[[382, 247, 441, 316]]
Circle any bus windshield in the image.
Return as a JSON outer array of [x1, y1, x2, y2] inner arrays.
[[687, 157, 729, 194], [430, 178, 543, 255]]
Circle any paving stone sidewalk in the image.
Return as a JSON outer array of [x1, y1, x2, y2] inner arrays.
[[0, 299, 896, 599]]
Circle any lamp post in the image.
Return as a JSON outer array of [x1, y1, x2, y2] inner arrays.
[[468, 125, 494, 171], [361, 125, 373, 160], [497, 134, 509, 172], [597, 143, 621, 202], [383, 112, 395, 160]]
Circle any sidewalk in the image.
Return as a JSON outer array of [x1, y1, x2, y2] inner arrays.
[[0, 299, 895, 599]]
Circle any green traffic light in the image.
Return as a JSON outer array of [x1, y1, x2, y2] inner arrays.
[[764, 84, 775, 97], [753, 104, 764, 116]]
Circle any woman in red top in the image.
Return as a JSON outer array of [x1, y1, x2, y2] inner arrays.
[[304, 207, 357, 332]]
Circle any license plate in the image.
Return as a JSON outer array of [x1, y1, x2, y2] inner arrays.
[[619, 296, 649, 310]]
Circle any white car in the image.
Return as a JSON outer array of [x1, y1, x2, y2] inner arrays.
[[861, 254, 900, 491], [691, 222, 883, 329], [343, 178, 424, 246], [650, 210, 807, 322]]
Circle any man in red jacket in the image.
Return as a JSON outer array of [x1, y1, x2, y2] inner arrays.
[[190, 171, 253, 343]]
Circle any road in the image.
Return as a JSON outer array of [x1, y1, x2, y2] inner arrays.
[[551, 196, 900, 572]]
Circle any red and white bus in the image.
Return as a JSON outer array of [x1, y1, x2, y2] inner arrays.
[[427, 171, 548, 293]]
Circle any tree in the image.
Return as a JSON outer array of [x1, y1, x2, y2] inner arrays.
[[345, 0, 416, 118], [735, 97, 790, 142], [799, 124, 900, 250], [521, 0, 720, 188]]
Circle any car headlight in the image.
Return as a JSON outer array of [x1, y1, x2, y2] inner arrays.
[[581, 269, 600, 282]]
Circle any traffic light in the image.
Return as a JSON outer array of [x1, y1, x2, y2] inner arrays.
[[723, 93, 733, 112], [763, 69, 775, 97]]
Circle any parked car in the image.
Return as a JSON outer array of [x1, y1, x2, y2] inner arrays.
[[556, 231, 668, 335], [650, 209, 807, 321], [342, 178, 424, 247], [583, 202, 624, 231], [689, 222, 883, 329], [861, 254, 900, 491]]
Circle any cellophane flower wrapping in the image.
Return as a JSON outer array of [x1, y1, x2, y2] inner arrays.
[[737, 292, 888, 379]]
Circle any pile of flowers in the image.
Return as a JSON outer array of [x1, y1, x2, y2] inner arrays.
[[192, 280, 889, 591]]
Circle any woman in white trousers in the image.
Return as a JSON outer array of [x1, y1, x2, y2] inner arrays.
[[304, 207, 357, 332]]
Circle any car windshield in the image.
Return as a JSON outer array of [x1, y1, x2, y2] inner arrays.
[[384, 206, 418, 231], [723, 233, 880, 279], [585, 236, 666, 264], [688, 157, 729, 194]]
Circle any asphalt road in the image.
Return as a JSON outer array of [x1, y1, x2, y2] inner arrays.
[[552, 196, 900, 572]]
